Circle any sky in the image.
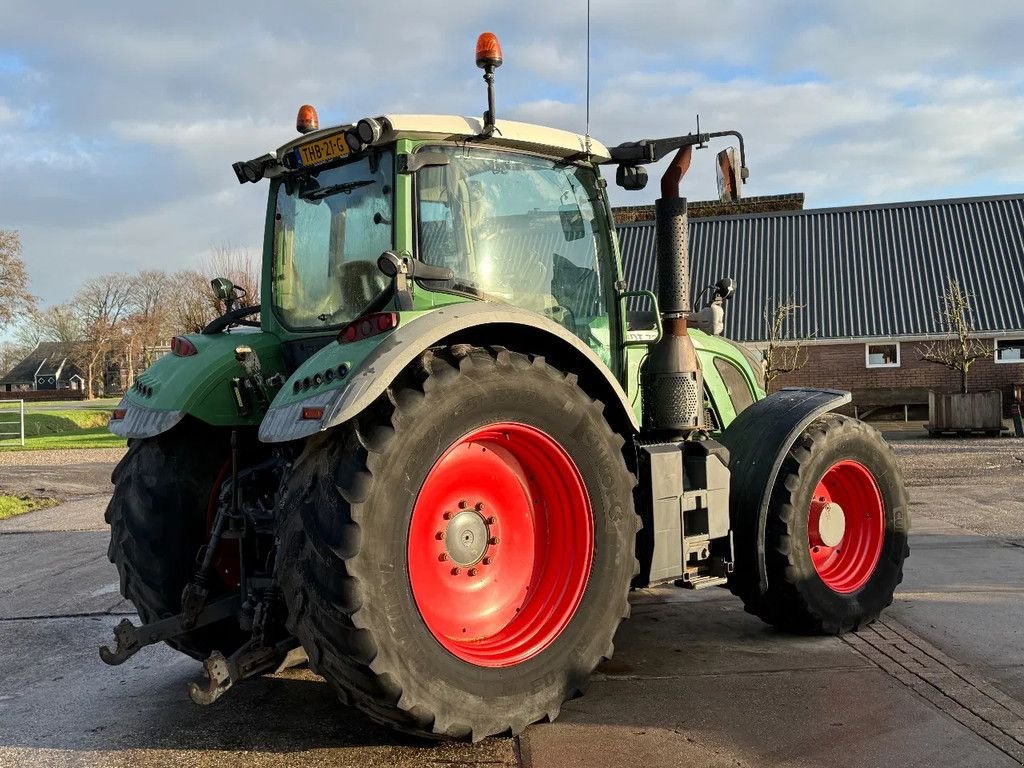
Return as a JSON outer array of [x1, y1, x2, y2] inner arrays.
[[2, 0, 1023, 311]]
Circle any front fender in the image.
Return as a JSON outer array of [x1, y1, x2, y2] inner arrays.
[[719, 387, 851, 594], [110, 331, 285, 439], [259, 302, 637, 443]]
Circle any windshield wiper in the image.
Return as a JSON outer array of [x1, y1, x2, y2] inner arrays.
[[301, 179, 376, 201]]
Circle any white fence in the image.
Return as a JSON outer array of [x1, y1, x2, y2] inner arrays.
[[0, 400, 25, 447]]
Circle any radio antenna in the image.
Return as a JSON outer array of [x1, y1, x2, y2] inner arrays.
[[585, 0, 592, 154]]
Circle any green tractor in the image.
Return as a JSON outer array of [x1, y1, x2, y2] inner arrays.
[[101, 33, 909, 741]]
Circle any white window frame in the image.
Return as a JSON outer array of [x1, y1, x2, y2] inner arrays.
[[994, 337, 1024, 364], [865, 341, 901, 369]]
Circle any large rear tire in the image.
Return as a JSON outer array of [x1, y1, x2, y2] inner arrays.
[[732, 414, 910, 634], [105, 422, 247, 659], [276, 347, 638, 740]]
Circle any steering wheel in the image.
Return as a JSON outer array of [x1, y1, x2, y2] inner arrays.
[[202, 305, 261, 335]]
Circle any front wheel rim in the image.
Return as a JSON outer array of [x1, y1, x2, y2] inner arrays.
[[807, 459, 885, 594], [407, 422, 594, 668]]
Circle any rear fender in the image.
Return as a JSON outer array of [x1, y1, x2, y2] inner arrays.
[[109, 332, 286, 439], [259, 302, 638, 443], [718, 387, 852, 593]]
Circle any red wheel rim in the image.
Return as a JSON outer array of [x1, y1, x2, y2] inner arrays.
[[807, 459, 885, 594], [407, 422, 594, 668]]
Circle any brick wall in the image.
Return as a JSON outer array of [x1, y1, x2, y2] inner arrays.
[[613, 193, 805, 225], [771, 340, 1024, 414]]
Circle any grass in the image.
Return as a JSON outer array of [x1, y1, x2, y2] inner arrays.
[[0, 409, 127, 451], [24, 397, 120, 411], [0, 494, 58, 520]]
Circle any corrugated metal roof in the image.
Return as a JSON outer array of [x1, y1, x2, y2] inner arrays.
[[616, 193, 1024, 343]]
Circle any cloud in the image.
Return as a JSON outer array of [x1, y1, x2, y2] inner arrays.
[[0, 0, 1022, 310]]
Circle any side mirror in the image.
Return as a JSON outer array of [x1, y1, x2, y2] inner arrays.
[[559, 204, 585, 242], [714, 277, 736, 301], [616, 165, 648, 191], [210, 277, 238, 302], [400, 151, 451, 174]]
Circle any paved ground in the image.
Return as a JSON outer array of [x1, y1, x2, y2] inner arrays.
[[0, 433, 1022, 767]]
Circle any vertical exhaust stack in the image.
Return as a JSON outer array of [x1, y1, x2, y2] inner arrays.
[[641, 148, 703, 436]]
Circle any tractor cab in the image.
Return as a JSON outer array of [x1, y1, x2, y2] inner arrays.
[[235, 111, 624, 375]]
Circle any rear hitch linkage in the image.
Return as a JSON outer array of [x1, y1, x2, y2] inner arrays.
[[99, 596, 241, 666], [101, 429, 301, 703]]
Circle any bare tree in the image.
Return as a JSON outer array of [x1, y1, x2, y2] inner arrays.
[[0, 230, 37, 332], [35, 304, 82, 347], [762, 296, 808, 391], [123, 270, 177, 382], [170, 269, 221, 333], [202, 245, 260, 310], [917, 278, 990, 394], [12, 312, 46, 350], [57, 275, 134, 398], [0, 340, 29, 379]]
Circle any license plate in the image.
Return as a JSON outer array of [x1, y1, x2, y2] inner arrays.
[[293, 134, 350, 168]]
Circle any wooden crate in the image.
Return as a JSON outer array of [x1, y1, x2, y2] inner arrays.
[[927, 390, 1003, 436]]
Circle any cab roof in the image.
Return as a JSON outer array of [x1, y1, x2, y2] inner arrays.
[[275, 114, 611, 163]]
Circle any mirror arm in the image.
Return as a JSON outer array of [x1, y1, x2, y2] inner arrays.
[[610, 129, 748, 181]]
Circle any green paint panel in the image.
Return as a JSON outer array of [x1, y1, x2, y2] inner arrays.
[[269, 309, 441, 409], [624, 329, 765, 432], [126, 332, 286, 426]]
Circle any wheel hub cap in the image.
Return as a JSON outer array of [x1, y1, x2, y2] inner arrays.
[[445, 511, 490, 566], [815, 501, 846, 547]]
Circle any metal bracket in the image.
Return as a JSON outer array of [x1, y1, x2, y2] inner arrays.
[[98, 596, 240, 666]]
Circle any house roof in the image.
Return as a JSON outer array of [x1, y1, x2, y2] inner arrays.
[[616, 192, 1024, 343], [0, 342, 81, 384]]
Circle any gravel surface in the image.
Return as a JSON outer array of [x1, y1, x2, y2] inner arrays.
[[887, 436, 1024, 538], [0, 447, 126, 500], [0, 446, 127, 467], [889, 437, 1024, 487]]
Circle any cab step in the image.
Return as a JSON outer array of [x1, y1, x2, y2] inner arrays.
[[675, 572, 729, 590]]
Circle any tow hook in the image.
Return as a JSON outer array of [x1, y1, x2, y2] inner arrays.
[[189, 651, 233, 705], [188, 638, 304, 706], [98, 596, 240, 666]]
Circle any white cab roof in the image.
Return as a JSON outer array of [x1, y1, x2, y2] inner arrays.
[[276, 114, 610, 162]]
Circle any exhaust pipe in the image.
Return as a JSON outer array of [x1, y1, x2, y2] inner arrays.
[[641, 147, 703, 436]]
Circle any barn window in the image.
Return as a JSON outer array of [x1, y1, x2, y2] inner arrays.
[[995, 337, 1024, 364], [865, 342, 900, 368]]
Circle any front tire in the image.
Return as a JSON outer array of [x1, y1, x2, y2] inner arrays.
[[276, 347, 638, 740], [734, 414, 909, 634]]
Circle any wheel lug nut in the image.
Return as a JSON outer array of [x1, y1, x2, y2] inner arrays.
[[475, 502, 485, 511], [468, 568, 478, 577], [438, 553, 448, 561], [435, 531, 445, 540], [486, 516, 496, 525], [458, 500, 468, 509], [443, 511, 452, 520], [489, 537, 500, 546], [450, 567, 461, 576], [482, 557, 491, 565]]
